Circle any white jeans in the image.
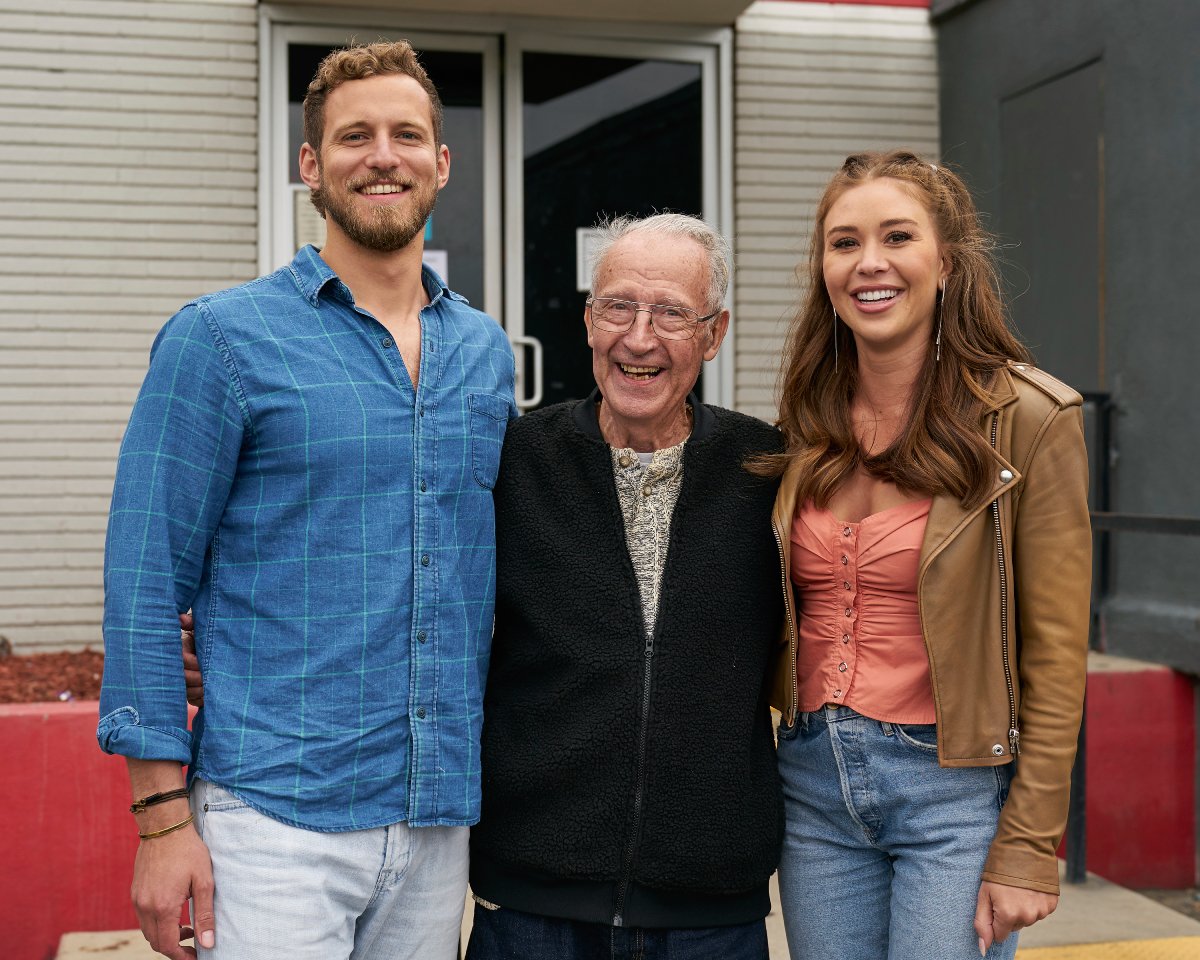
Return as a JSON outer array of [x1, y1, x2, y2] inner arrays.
[[191, 779, 469, 960]]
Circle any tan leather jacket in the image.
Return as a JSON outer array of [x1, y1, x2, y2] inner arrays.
[[768, 362, 1091, 894]]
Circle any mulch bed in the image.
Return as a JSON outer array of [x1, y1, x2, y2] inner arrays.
[[0, 649, 105, 704]]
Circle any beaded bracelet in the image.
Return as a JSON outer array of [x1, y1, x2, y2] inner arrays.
[[138, 813, 195, 841]]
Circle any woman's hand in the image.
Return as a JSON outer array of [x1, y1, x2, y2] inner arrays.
[[974, 880, 1058, 953]]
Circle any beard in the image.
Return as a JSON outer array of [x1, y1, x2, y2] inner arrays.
[[312, 169, 439, 253]]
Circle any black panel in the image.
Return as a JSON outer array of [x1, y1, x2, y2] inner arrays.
[[999, 60, 1102, 392]]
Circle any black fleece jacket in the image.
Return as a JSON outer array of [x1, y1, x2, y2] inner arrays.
[[470, 393, 786, 928]]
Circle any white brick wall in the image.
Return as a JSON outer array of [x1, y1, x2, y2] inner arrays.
[[0, 0, 257, 652], [732, 1, 939, 420]]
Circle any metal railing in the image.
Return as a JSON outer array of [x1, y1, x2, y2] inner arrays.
[[1063, 393, 1200, 883]]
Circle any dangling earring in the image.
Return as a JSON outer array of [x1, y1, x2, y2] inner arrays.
[[935, 283, 944, 362], [832, 307, 839, 369]]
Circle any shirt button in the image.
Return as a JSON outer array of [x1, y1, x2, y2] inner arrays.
[[381, 337, 393, 348], [838, 662, 848, 672], [842, 634, 851, 644], [843, 581, 851, 590], [416, 707, 427, 720], [841, 555, 848, 565], [843, 526, 852, 537], [642, 487, 652, 497], [419, 405, 425, 417], [420, 479, 427, 493], [421, 554, 431, 567], [845, 607, 852, 617], [417, 630, 427, 643], [834, 689, 843, 697]]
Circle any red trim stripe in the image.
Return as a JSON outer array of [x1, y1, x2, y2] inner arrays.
[[780, 0, 930, 7]]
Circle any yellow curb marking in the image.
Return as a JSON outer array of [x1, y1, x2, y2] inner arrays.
[[1018, 938, 1200, 960]]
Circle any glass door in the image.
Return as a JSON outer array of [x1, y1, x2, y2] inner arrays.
[[264, 21, 726, 410], [504, 35, 721, 410]]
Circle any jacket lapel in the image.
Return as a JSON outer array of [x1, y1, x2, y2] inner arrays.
[[918, 368, 1022, 576]]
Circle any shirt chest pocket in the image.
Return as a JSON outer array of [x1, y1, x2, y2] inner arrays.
[[468, 392, 510, 489]]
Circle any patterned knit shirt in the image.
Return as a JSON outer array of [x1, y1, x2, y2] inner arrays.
[[609, 440, 686, 638]]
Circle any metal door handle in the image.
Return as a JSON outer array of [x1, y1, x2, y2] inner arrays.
[[509, 334, 544, 410]]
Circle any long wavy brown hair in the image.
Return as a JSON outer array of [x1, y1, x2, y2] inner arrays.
[[756, 150, 1031, 509]]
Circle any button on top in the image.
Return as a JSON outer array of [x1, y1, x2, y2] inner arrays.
[[618, 454, 632, 468], [843, 526, 852, 537], [381, 337, 393, 348]]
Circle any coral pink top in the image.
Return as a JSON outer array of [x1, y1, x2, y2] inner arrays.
[[790, 498, 936, 723]]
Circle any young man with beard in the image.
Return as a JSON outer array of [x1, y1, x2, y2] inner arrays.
[[98, 42, 516, 960]]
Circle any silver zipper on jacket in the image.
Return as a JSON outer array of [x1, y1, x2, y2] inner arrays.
[[772, 521, 799, 722], [990, 411, 1021, 756], [612, 626, 656, 926]]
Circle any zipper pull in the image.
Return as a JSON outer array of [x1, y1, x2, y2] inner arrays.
[[644, 636, 653, 657], [1009, 727, 1021, 756]]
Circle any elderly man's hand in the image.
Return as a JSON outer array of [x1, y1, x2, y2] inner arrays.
[[180, 612, 204, 708]]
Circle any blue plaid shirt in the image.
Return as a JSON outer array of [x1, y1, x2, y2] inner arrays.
[[99, 245, 517, 830]]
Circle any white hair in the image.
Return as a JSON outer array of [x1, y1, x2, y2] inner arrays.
[[588, 213, 731, 314]]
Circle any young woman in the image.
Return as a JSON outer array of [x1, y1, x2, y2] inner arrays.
[[761, 151, 1091, 959]]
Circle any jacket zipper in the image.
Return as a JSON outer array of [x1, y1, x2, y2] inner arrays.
[[772, 521, 798, 723], [612, 623, 657, 926], [990, 411, 1021, 756]]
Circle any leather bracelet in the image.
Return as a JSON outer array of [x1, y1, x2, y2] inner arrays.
[[138, 813, 195, 840], [130, 787, 190, 815]]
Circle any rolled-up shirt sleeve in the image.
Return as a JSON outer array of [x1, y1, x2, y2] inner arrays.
[[98, 303, 245, 761]]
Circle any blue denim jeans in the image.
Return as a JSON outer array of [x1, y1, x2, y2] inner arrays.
[[464, 903, 769, 960], [776, 706, 1017, 960], [191, 779, 468, 960]]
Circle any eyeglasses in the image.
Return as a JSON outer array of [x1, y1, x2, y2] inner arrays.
[[585, 297, 719, 341]]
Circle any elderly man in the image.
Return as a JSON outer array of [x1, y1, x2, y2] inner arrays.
[[466, 214, 786, 959]]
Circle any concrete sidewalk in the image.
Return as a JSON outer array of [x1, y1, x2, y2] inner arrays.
[[56, 870, 1200, 959]]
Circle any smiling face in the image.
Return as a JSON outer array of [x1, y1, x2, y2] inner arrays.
[[586, 233, 729, 450], [299, 73, 450, 253], [822, 177, 949, 358]]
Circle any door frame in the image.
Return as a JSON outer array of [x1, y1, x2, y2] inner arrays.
[[259, 4, 734, 407], [503, 31, 728, 407]]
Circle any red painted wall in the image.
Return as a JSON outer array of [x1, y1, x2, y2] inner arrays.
[[782, 1, 931, 7], [1081, 665, 1196, 888], [0, 702, 139, 960]]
